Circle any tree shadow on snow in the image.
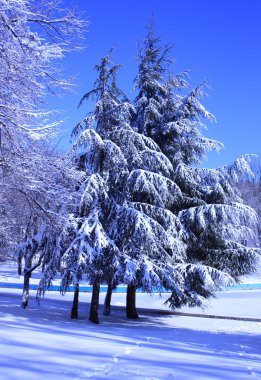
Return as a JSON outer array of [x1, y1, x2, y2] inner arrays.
[[0, 290, 260, 380]]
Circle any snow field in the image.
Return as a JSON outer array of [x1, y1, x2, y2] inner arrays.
[[0, 287, 260, 380]]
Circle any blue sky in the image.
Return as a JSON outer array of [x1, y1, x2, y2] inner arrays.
[[53, 0, 261, 168]]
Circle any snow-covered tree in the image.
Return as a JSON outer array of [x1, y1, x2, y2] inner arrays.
[[40, 52, 221, 323], [0, 0, 86, 306], [14, 148, 81, 309], [40, 22, 260, 324], [133, 20, 223, 199], [38, 51, 127, 323], [0, 0, 85, 139], [133, 21, 260, 307], [0, 0, 86, 256], [219, 154, 261, 244]]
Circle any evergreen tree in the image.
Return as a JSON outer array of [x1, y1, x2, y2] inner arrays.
[[39, 52, 129, 323], [39, 27, 260, 323], [133, 21, 260, 308], [39, 51, 230, 323], [61, 51, 189, 322]]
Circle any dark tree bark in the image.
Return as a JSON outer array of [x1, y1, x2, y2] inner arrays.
[[71, 284, 79, 319], [21, 247, 42, 309], [103, 280, 113, 316], [126, 284, 139, 319], [89, 279, 100, 324], [18, 256, 22, 276], [21, 270, 31, 309]]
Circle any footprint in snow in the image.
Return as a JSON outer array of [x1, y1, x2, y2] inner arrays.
[[111, 347, 132, 365], [124, 347, 132, 354], [247, 366, 258, 377], [240, 345, 250, 349], [112, 354, 120, 363]]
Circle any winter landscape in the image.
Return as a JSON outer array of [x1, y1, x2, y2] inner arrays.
[[1, 0, 261, 379]]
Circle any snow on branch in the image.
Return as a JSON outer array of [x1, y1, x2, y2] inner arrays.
[[127, 169, 182, 209]]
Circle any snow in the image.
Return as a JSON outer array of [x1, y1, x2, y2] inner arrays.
[[240, 255, 261, 284], [0, 263, 261, 379], [219, 154, 261, 184]]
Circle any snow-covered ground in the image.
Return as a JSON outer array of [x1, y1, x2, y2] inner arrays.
[[0, 262, 261, 380]]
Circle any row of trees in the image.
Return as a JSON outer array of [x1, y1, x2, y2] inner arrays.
[[1, 1, 259, 324], [38, 22, 260, 324]]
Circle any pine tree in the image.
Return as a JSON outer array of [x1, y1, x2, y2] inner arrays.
[[66, 52, 188, 321], [71, 50, 244, 318], [39, 28, 260, 322], [133, 21, 260, 308], [41, 51, 213, 323]]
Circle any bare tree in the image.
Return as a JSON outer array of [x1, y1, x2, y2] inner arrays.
[[0, 0, 87, 306]]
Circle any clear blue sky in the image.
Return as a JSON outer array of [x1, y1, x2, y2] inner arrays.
[[53, 0, 261, 168]]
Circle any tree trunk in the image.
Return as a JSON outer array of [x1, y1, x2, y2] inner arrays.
[[126, 284, 139, 319], [71, 284, 79, 319], [18, 256, 22, 276], [103, 280, 113, 316], [21, 270, 31, 309], [89, 279, 100, 324]]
